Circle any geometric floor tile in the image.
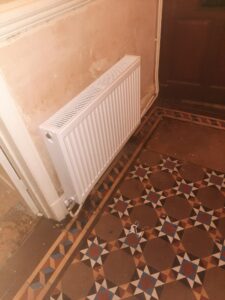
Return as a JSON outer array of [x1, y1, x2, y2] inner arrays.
[[87, 283, 120, 300], [204, 267, 225, 300], [107, 195, 133, 218], [95, 214, 123, 242], [129, 164, 151, 182], [217, 217, 225, 239], [61, 262, 94, 299], [143, 238, 176, 272], [119, 178, 145, 199], [204, 170, 225, 190], [53, 152, 225, 300], [174, 180, 196, 199], [103, 250, 136, 286], [190, 205, 218, 231], [50, 292, 71, 300], [130, 205, 158, 229], [181, 227, 214, 258], [160, 280, 196, 300], [16, 107, 225, 300], [154, 216, 184, 243], [172, 253, 205, 288], [149, 170, 176, 191], [131, 266, 164, 299], [161, 157, 181, 173], [178, 162, 205, 183], [141, 187, 165, 208], [80, 237, 108, 267], [118, 229, 146, 254], [196, 186, 225, 209], [212, 241, 225, 267], [164, 195, 193, 220], [139, 149, 162, 167]]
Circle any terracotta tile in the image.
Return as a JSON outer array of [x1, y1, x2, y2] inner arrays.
[[130, 205, 158, 228], [143, 238, 175, 271], [21, 109, 225, 300], [182, 227, 214, 258], [210, 174, 223, 186], [160, 281, 196, 300], [135, 167, 147, 177], [61, 262, 94, 299], [196, 211, 212, 226], [119, 178, 144, 199], [165, 160, 178, 171], [114, 200, 128, 214], [139, 150, 162, 167], [95, 214, 123, 242], [164, 195, 192, 220], [147, 117, 225, 173], [217, 217, 225, 239], [103, 250, 136, 285], [197, 186, 225, 209], [150, 171, 176, 190], [178, 162, 205, 182], [204, 267, 225, 300], [0, 218, 62, 299]]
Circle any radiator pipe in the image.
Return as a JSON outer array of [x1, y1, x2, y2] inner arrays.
[[141, 0, 163, 117], [64, 197, 85, 218]]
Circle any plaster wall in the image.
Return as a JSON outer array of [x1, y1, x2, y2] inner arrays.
[[0, 0, 159, 194]]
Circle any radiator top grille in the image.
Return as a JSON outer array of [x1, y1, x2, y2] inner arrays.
[[40, 55, 140, 131]]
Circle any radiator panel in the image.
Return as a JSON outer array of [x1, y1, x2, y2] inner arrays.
[[40, 55, 141, 204]]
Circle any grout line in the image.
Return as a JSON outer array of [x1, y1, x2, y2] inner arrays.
[[158, 106, 225, 123], [14, 105, 225, 299], [14, 107, 159, 299], [14, 217, 76, 298], [37, 117, 161, 299], [164, 115, 224, 131]]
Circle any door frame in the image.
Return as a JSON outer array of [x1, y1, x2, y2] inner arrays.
[[0, 71, 67, 221], [0, 146, 39, 214]]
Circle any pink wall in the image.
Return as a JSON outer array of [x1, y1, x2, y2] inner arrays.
[[0, 0, 159, 193]]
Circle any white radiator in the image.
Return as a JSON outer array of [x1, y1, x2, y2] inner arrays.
[[40, 55, 141, 205]]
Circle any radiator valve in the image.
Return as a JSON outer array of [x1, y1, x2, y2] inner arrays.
[[64, 197, 76, 211]]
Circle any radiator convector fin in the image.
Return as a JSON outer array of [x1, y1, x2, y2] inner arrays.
[[40, 55, 141, 204]]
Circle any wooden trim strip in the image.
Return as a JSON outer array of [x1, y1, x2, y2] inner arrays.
[[14, 106, 225, 299], [37, 116, 161, 299], [13, 217, 76, 299], [14, 108, 160, 299]]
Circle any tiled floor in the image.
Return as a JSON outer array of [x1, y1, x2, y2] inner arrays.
[[15, 107, 225, 299], [50, 151, 225, 300], [0, 218, 64, 300], [148, 118, 225, 173]]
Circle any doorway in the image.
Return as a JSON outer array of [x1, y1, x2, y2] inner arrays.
[[159, 0, 225, 104], [0, 147, 37, 267]]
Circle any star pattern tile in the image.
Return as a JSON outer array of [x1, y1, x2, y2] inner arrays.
[[131, 266, 164, 299], [47, 150, 225, 300], [154, 216, 184, 243], [172, 253, 205, 288], [190, 205, 218, 231]]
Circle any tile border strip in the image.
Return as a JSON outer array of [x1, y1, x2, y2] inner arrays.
[[14, 106, 225, 299]]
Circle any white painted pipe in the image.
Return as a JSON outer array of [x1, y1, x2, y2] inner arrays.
[[141, 0, 163, 117], [155, 0, 163, 96]]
